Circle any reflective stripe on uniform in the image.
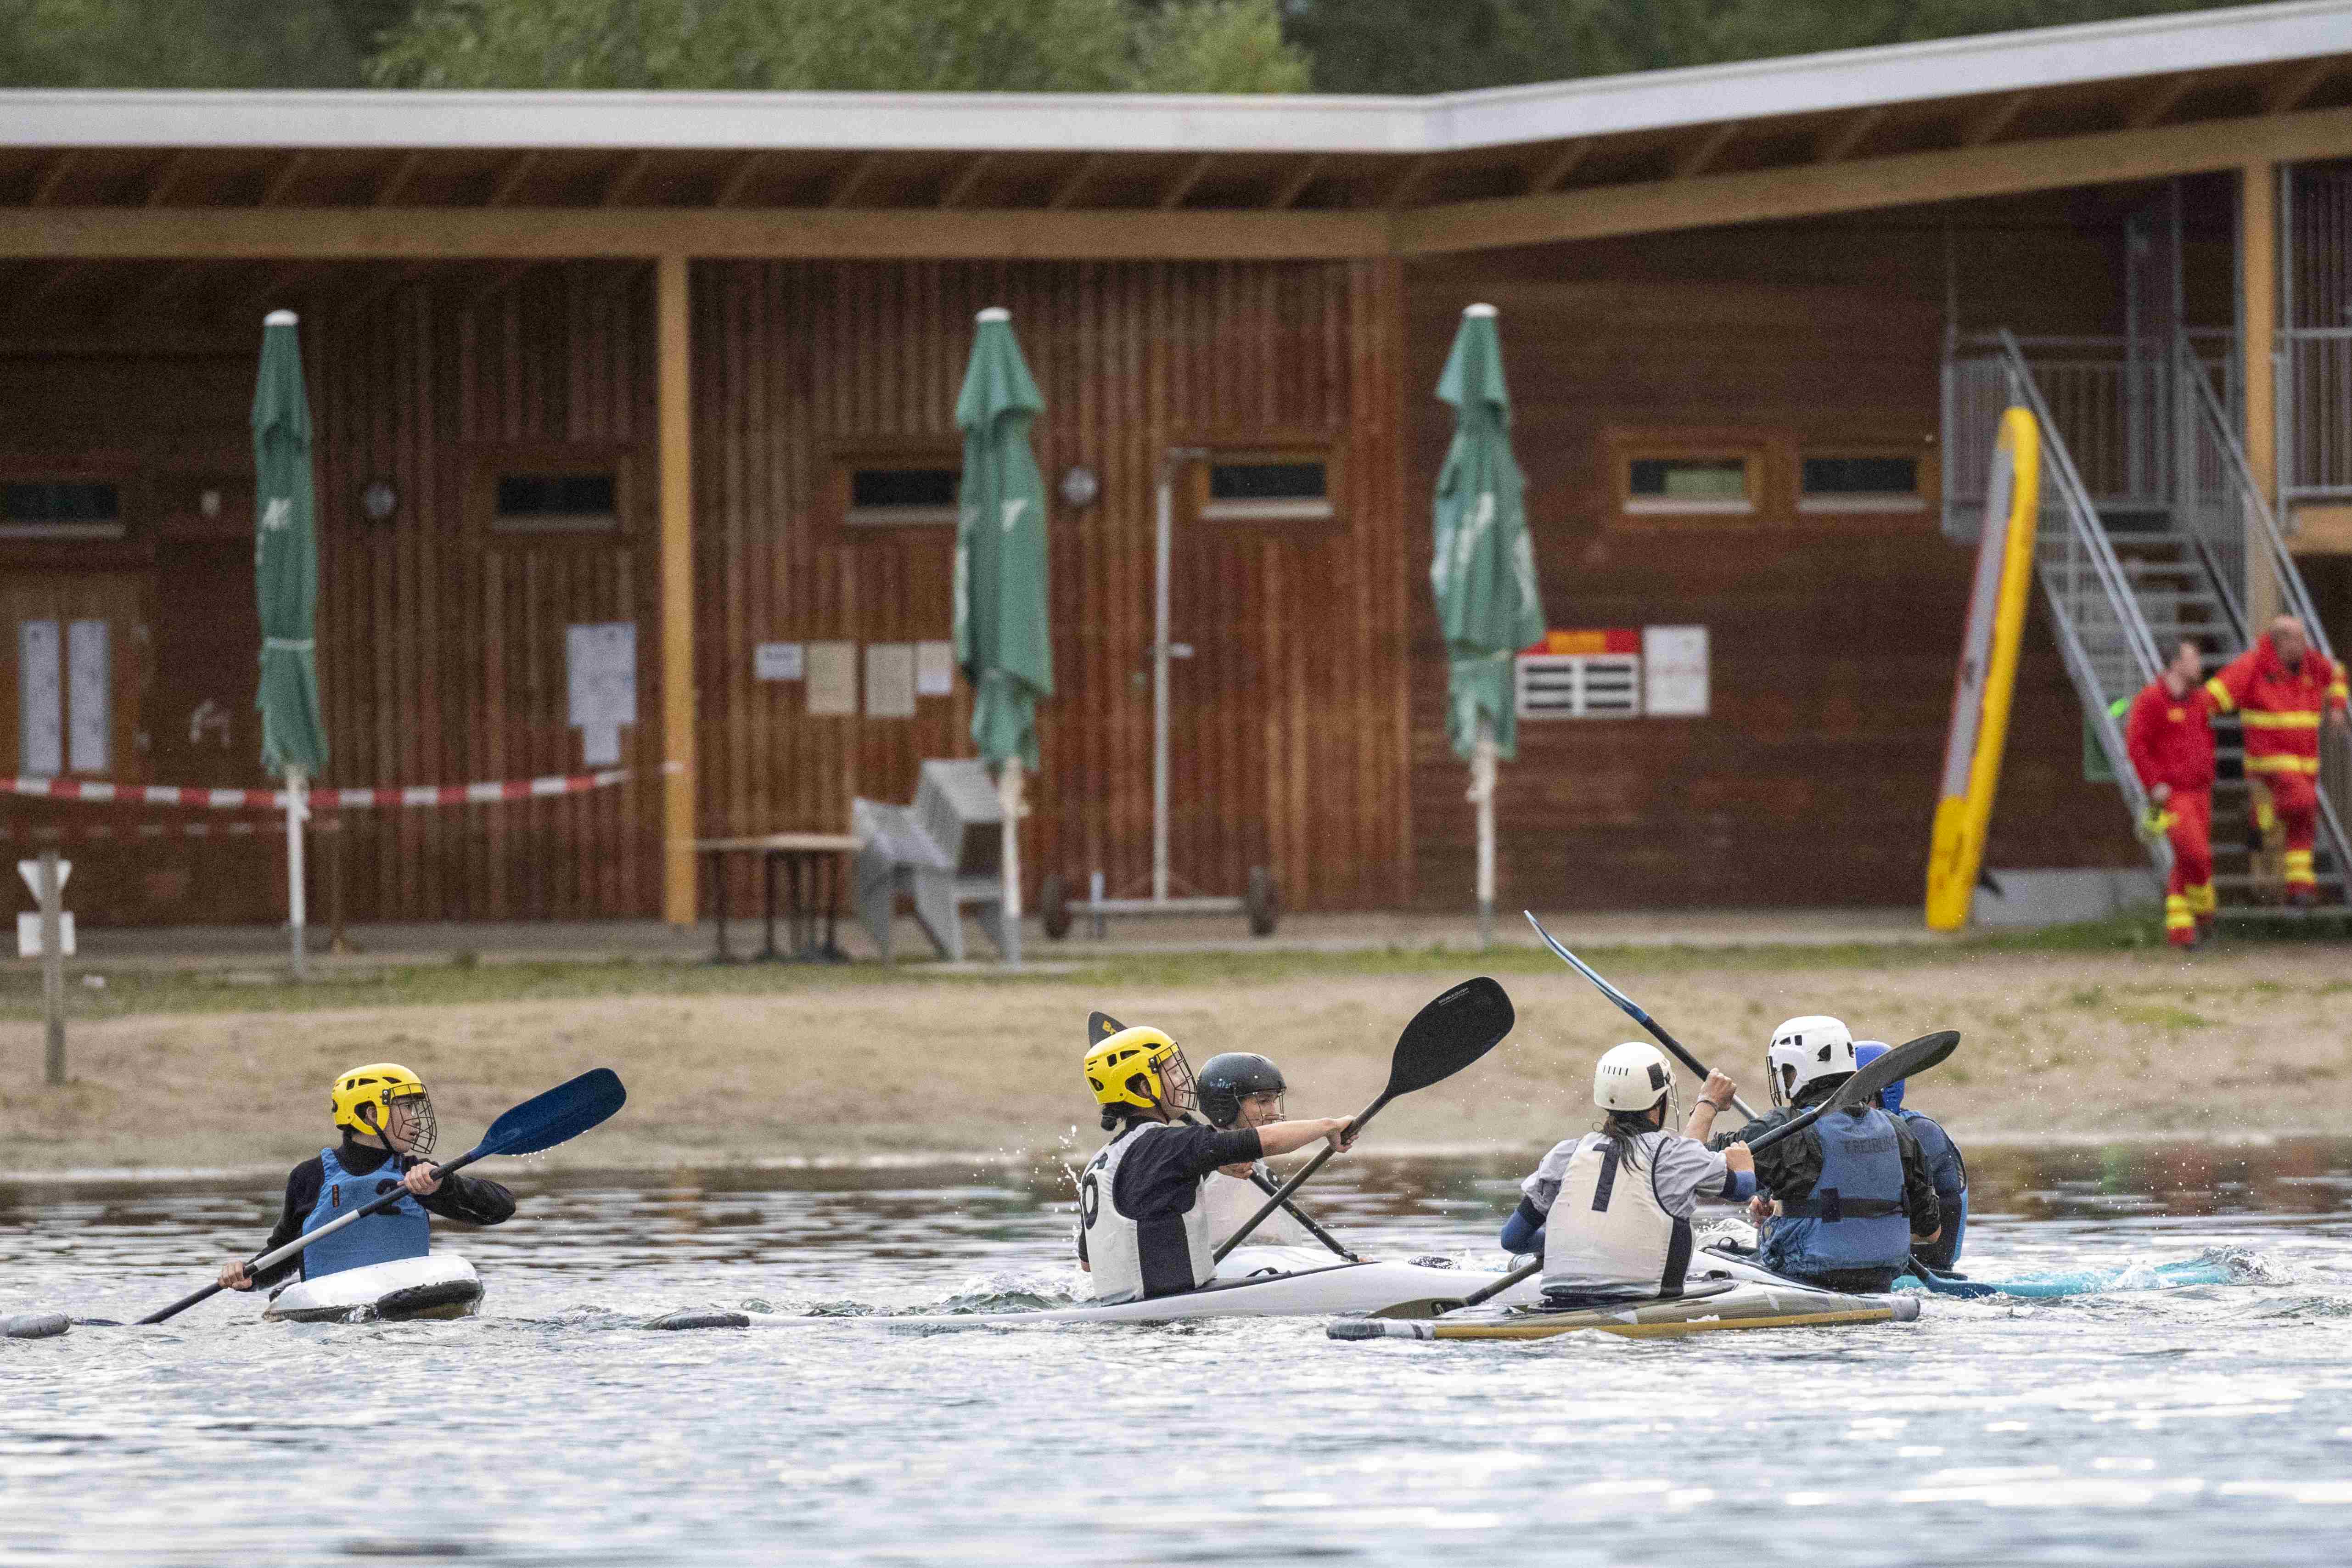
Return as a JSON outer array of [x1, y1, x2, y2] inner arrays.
[[2239, 711, 2322, 729], [2247, 753, 2323, 775]]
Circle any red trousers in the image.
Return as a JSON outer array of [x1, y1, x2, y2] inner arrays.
[[2253, 774, 2319, 891], [2161, 788, 2214, 944]]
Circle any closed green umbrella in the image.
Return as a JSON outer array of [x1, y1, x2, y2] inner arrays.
[[1431, 304, 1545, 945], [253, 309, 329, 978], [954, 306, 1052, 964]]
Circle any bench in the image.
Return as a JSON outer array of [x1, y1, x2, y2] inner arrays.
[[850, 759, 1016, 963]]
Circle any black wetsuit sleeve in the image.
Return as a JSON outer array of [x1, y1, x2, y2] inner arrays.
[[404, 1157, 516, 1227], [1711, 1110, 1821, 1203], [1110, 1125, 1262, 1222], [1894, 1120, 1942, 1237], [249, 1158, 326, 1289]]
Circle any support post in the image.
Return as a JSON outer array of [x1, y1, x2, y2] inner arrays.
[[1151, 461, 1174, 905], [657, 253, 699, 925], [38, 849, 64, 1087], [285, 767, 307, 981], [998, 756, 1024, 968], [2241, 161, 2284, 624], [1471, 718, 1497, 949]]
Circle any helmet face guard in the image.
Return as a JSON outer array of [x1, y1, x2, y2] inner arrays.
[[380, 1091, 438, 1160], [1153, 1047, 1199, 1120]]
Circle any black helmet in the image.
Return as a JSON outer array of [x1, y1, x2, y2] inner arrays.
[[1196, 1052, 1286, 1129]]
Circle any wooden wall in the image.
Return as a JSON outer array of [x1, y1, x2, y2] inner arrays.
[[689, 258, 1413, 914], [1402, 201, 2148, 912]]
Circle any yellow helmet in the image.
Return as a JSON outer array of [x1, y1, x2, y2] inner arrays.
[[330, 1062, 437, 1156], [1083, 1026, 1196, 1123]]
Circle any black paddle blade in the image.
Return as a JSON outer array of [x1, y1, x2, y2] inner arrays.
[[1838, 1030, 1959, 1110], [1087, 1011, 1128, 1046], [481, 1068, 627, 1158], [1387, 977, 1514, 1096]]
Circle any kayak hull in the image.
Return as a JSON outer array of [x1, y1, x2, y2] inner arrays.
[[264, 1255, 483, 1325], [1332, 1279, 1919, 1342]]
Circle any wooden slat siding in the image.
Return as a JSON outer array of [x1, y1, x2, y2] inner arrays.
[[1399, 221, 2141, 911]]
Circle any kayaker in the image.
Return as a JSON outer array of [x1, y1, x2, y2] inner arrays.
[[1077, 1026, 1355, 1302], [1495, 1043, 1756, 1303], [1852, 1040, 1969, 1272], [216, 1062, 516, 1293], [1694, 1016, 1941, 1293], [1195, 1051, 1316, 1250]]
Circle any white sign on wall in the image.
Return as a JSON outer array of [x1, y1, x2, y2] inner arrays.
[[17, 620, 62, 776], [1641, 625, 1710, 718], [754, 641, 805, 682], [567, 622, 637, 767], [915, 641, 956, 698], [865, 643, 916, 719], [67, 619, 109, 774]]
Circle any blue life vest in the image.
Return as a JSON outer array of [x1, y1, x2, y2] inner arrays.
[[1761, 1105, 1911, 1280], [300, 1146, 430, 1280], [1895, 1107, 1967, 1270]]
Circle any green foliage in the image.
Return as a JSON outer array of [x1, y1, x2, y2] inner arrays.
[[366, 0, 1306, 92], [0, 0, 373, 87]]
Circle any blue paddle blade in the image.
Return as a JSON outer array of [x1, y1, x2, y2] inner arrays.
[[478, 1068, 627, 1158]]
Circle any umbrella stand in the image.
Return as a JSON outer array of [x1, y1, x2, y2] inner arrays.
[[1053, 447, 1276, 939]]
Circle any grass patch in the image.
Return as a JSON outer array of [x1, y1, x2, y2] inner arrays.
[[2114, 1002, 2217, 1031], [2066, 985, 2109, 1009]]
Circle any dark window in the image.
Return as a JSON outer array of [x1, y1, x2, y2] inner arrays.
[[0, 481, 123, 536], [848, 467, 960, 521], [1802, 456, 1919, 496], [1201, 460, 1332, 522], [1627, 457, 1747, 504], [493, 473, 618, 531]]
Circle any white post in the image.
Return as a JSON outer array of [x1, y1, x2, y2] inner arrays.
[[998, 755, 1025, 968], [38, 848, 65, 1086], [286, 766, 309, 981], [1152, 462, 1174, 905], [1471, 717, 1498, 949]]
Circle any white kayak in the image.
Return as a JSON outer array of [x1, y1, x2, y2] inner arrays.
[[1330, 1276, 1919, 1342], [264, 1255, 483, 1325]]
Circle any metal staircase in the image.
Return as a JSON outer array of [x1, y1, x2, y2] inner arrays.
[[1942, 326, 2352, 915]]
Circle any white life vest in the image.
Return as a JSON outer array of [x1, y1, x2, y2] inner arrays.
[[1200, 1164, 1312, 1252], [1540, 1131, 1694, 1300], [1078, 1121, 1216, 1304]]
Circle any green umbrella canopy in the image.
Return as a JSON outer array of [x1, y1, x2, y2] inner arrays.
[[953, 307, 1053, 770], [1431, 303, 1545, 761], [252, 310, 329, 778]]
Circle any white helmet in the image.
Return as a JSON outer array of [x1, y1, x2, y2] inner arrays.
[[1594, 1041, 1675, 1115], [1767, 1015, 1854, 1107]]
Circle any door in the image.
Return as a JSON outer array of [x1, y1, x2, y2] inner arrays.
[[1, 572, 145, 783]]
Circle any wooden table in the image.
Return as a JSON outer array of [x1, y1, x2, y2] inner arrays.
[[695, 833, 863, 964]]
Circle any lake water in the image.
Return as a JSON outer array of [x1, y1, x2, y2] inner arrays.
[[5, 1142, 2352, 1566]]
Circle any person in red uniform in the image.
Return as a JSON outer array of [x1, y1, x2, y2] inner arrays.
[[2205, 616, 2352, 907], [2126, 640, 2218, 947]]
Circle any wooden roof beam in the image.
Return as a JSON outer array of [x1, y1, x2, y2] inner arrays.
[[487, 150, 543, 206], [714, 151, 769, 207], [1672, 120, 1743, 179], [1050, 152, 1107, 210], [601, 151, 654, 208], [1528, 138, 1593, 193], [1377, 155, 1434, 209], [1815, 107, 1886, 164], [1158, 153, 1215, 210], [2265, 59, 2337, 115], [258, 150, 312, 206], [2125, 72, 2200, 130], [31, 151, 80, 205], [372, 150, 426, 207], [142, 150, 191, 207], [1961, 90, 2033, 147], [825, 152, 884, 208], [939, 152, 996, 209]]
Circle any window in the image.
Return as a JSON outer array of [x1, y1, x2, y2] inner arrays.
[[846, 465, 960, 527], [1800, 455, 1924, 513], [0, 481, 124, 540], [492, 473, 620, 534], [1200, 459, 1332, 523], [1625, 457, 1752, 515]]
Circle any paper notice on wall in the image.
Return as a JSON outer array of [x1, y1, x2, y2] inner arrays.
[[566, 622, 638, 728], [1643, 625, 1709, 718], [580, 722, 622, 767], [67, 619, 109, 774], [865, 643, 916, 719], [754, 641, 805, 682], [805, 641, 857, 716], [915, 640, 956, 698], [17, 620, 62, 776]]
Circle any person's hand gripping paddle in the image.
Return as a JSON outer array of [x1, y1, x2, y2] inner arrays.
[[135, 1068, 628, 1326], [1212, 977, 1515, 1262], [1452, 1028, 1959, 1310]]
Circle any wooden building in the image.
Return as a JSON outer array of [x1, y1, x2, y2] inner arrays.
[[5, 2, 2352, 927]]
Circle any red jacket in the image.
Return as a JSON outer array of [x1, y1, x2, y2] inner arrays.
[[2205, 635, 2350, 779], [2125, 679, 2216, 792]]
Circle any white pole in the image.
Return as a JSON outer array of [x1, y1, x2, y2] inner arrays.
[[999, 755, 1024, 968], [1471, 717, 1497, 948], [1152, 460, 1174, 905], [39, 848, 65, 1086], [286, 766, 308, 981]]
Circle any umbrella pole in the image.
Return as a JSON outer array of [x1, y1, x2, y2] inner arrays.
[[1472, 717, 1497, 948], [285, 767, 308, 982], [1152, 461, 1173, 905], [998, 756, 1024, 968]]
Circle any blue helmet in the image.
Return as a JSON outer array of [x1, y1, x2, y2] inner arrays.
[[1852, 1041, 1902, 1113]]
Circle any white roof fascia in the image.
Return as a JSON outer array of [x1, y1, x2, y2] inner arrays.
[[0, 0, 2346, 156]]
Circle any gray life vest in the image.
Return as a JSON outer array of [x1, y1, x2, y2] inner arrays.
[[1540, 1132, 1692, 1300], [1078, 1121, 1215, 1304], [1200, 1164, 1312, 1252]]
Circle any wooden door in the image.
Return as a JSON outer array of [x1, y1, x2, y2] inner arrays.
[[0, 572, 146, 782]]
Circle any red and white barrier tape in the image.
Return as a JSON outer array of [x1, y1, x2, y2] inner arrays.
[[0, 818, 338, 844], [6, 765, 658, 812]]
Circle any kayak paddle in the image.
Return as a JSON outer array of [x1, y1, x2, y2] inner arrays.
[[136, 1068, 627, 1326], [1452, 1028, 1959, 1310], [1213, 976, 1514, 1261], [1089, 1009, 1358, 1262], [1525, 910, 1759, 1122]]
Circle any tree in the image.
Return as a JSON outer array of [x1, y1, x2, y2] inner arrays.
[[0, 0, 376, 87], [367, 0, 1308, 92]]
